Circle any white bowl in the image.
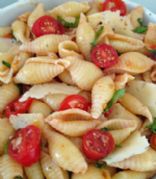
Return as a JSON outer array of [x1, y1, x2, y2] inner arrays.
[[0, 0, 156, 26]]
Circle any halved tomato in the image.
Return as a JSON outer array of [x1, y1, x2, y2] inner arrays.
[[150, 133, 156, 150]]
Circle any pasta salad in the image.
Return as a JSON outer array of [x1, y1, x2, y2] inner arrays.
[[0, 0, 156, 178]]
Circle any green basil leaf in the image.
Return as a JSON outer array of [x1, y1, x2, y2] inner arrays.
[[91, 26, 104, 47], [101, 127, 109, 131], [133, 26, 147, 33], [147, 118, 156, 133], [148, 49, 156, 54], [116, 144, 122, 148], [104, 89, 125, 112], [14, 176, 23, 179], [137, 18, 144, 26], [2, 60, 11, 68], [95, 161, 107, 168], [57, 16, 79, 28]]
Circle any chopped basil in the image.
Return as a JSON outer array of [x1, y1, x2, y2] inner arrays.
[[57, 16, 80, 28], [116, 144, 122, 148], [148, 49, 156, 54], [95, 161, 107, 168], [104, 89, 125, 112], [91, 26, 104, 47], [133, 18, 147, 34], [14, 176, 23, 179], [2, 60, 11, 68], [101, 127, 110, 131], [147, 118, 156, 133], [4, 141, 9, 154]]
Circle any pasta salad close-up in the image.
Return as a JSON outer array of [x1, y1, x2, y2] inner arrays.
[[0, 0, 156, 178]]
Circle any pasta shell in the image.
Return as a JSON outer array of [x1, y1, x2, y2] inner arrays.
[[111, 148, 156, 172], [72, 165, 111, 179], [46, 109, 100, 137], [43, 125, 88, 173], [59, 70, 75, 85], [48, 1, 90, 18], [0, 27, 11, 37], [14, 57, 70, 84], [41, 152, 69, 179], [0, 154, 23, 179], [18, 12, 30, 23], [76, 13, 95, 60], [91, 76, 115, 118], [28, 3, 45, 28], [20, 34, 70, 55], [105, 52, 154, 74], [150, 64, 156, 83], [20, 82, 80, 102], [79, 90, 91, 102], [119, 93, 153, 123], [145, 23, 156, 48], [65, 56, 103, 91], [0, 82, 20, 112]]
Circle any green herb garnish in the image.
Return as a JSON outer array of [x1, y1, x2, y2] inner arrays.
[[148, 49, 156, 54], [2, 60, 11, 68], [57, 16, 80, 28], [101, 127, 109, 131], [104, 89, 125, 112], [95, 161, 107, 168], [116, 144, 122, 148], [133, 18, 147, 33], [147, 118, 156, 133], [14, 176, 23, 179], [4, 141, 9, 154], [91, 26, 104, 47]]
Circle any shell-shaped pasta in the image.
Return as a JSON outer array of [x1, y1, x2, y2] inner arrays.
[[65, 56, 103, 91], [11, 20, 28, 43], [18, 12, 30, 23], [24, 162, 44, 179], [10, 113, 44, 130], [28, 3, 45, 28], [76, 13, 95, 60], [20, 34, 70, 55], [20, 82, 80, 102], [111, 148, 156, 172], [0, 26, 11, 37], [48, 1, 90, 18], [46, 109, 100, 137], [29, 100, 52, 117], [119, 93, 153, 123], [72, 165, 111, 179], [14, 57, 70, 84], [112, 170, 151, 179], [0, 83, 20, 112], [0, 154, 23, 179], [87, 1, 99, 15], [150, 64, 156, 83], [144, 23, 156, 48], [98, 119, 138, 144], [58, 40, 82, 58], [43, 125, 88, 173], [59, 70, 75, 85], [115, 73, 135, 90], [91, 76, 115, 118], [0, 118, 14, 155], [79, 90, 91, 102], [105, 52, 154, 75], [41, 152, 69, 179]]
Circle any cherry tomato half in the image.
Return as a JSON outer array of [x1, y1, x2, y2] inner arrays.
[[5, 98, 33, 118], [32, 15, 65, 37], [59, 95, 91, 111], [91, 43, 119, 69], [82, 129, 115, 160], [150, 133, 156, 150], [101, 0, 127, 16], [8, 125, 41, 166]]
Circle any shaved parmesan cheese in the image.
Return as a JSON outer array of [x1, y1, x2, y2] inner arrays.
[[10, 113, 44, 129], [104, 132, 149, 165], [20, 82, 81, 102]]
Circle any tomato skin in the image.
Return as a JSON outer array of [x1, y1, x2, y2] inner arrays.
[[5, 98, 33, 118], [101, 0, 127, 16], [82, 129, 115, 160], [8, 125, 41, 166], [32, 15, 65, 37], [104, 108, 113, 118], [59, 95, 91, 112], [150, 133, 156, 150], [91, 43, 119, 69]]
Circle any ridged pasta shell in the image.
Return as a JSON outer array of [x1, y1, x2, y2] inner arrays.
[[76, 13, 95, 60], [0, 154, 23, 179], [20, 34, 70, 55], [18, 12, 30, 23], [91, 76, 115, 118], [0, 82, 20, 112], [14, 57, 70, 84], [41, 152, 69, 179], [48, 1, 90, 17], [72, 165, 111, 179], [111, 148, 156, 172], [43, 125, 88, 173], [105, 52, 154, 74], [65, 56, 103, 91], [46, 109, 100, 137], [59, 70, 75, 85]]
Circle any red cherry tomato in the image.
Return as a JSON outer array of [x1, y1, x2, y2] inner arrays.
[[59, 95, 91, 111], [91, 43, 119, 69], [150, 133, 156, 150], [5, 98, 33, 118], [32, 15, 65, 37], [104, 108, 113, 118], [101, 0, 127, 16], [8, 125, 41, 166], [82, 129, 115, 160]]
